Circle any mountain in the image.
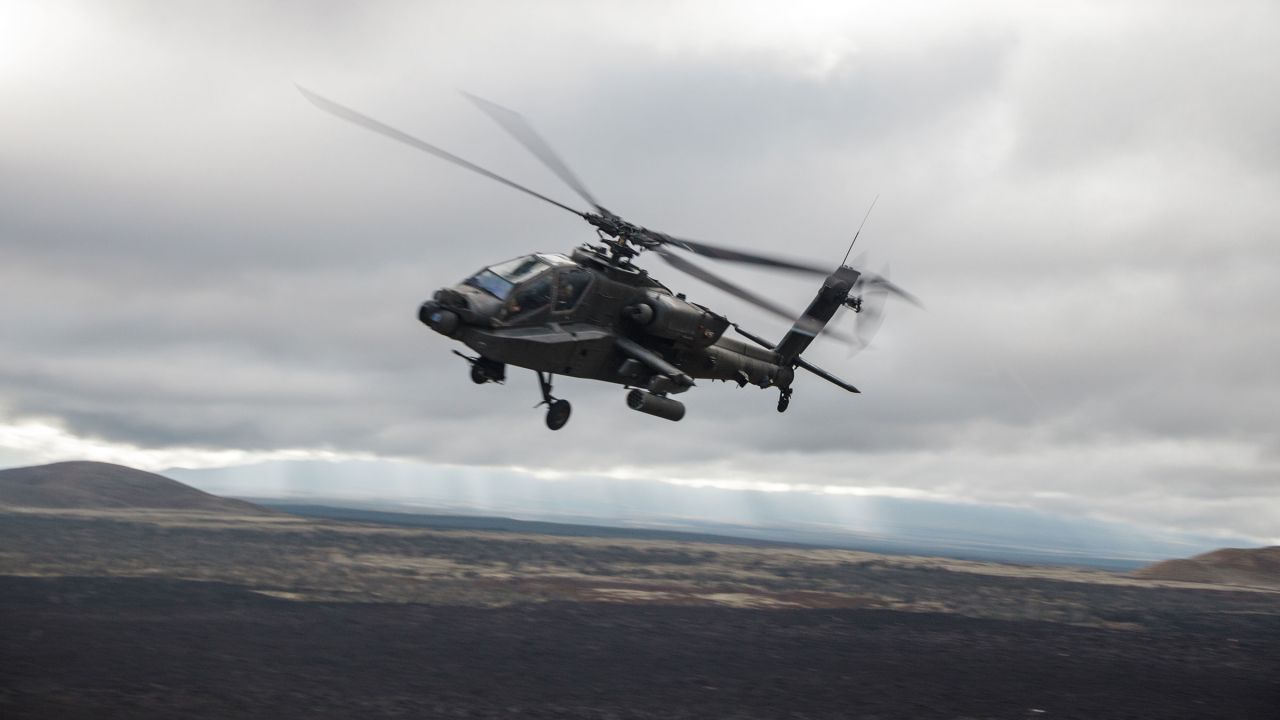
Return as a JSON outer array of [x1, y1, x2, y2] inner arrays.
[[0, 461, 272, 515], [1133, 546, 1280, 589]]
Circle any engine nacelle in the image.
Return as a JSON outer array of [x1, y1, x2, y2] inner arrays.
[[626, 293, 729, 348], [698, 344, 786, 388]]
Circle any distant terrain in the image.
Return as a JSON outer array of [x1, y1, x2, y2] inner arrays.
[[174, 459, 1252, 571], [1136, 546, 1280, 590], [263, 502, 818, 548], [2, 461, 1277, 719], [258, 500, 1156, 570], [0, 461, 270, 515]]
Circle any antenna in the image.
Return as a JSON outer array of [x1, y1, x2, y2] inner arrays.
[[841, 194, 879, 267]]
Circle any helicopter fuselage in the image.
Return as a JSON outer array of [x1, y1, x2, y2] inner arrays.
[[419, 245, 792, 400]]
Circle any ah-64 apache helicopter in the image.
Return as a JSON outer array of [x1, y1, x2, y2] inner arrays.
[[300, 88, 920, 430]]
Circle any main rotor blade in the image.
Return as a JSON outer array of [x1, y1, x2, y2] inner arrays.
[[298, 86, 585, 218], [670, 233, 923, 308], [650, 233, 833, 276], [661, 232, 922, 308], [788, 313, 855, 344], [464, 92, 607, 214], [655, 248, 853, 343], [654, 248, 800, 325]]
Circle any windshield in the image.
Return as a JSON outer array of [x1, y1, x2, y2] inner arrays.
[[464, 255, 553, 300]]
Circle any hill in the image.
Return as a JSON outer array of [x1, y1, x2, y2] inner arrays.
[[1133, 546, 1280, 589], [0, 461, 271, 515]]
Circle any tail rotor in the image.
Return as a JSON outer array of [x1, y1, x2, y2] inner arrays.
[[845, 263, 891, 357]]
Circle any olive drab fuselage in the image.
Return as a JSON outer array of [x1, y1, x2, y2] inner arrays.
[[420, 245, 790, 397]]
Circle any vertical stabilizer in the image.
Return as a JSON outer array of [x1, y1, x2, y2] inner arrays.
[[773, 266, 860, 365]]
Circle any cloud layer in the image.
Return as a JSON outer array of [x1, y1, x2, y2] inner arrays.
[[2, 1, 1277, 540]]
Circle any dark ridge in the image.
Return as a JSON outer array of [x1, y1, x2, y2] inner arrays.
[[0, 461, 273, 515], [1134, 546, 1280, 589]]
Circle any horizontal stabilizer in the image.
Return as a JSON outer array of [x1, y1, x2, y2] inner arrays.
[[729, 324, 859, 393], [794, 357, 859, 393]]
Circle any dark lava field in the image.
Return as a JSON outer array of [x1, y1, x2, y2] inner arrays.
[[2, 509, 1278, 719]]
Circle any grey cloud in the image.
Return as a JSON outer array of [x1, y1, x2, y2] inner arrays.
[[2, 1, 1278, 539]]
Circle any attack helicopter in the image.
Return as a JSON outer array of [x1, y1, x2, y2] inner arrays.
[[300, 88, 920, 430]]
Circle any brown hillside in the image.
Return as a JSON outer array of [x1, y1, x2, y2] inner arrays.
[[1133, 546, 1280, 590], [0, 461, 271, 515]]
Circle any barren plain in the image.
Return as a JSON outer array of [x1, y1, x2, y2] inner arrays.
[[2, 506, 1278, 719]]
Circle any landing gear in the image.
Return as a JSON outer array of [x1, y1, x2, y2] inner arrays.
[[777, 388, 792, 413], [536, 371, 572, 430], [546, 399, 571, 430]]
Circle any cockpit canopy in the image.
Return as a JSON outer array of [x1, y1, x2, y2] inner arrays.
[[464, 253, 572, 301], [464, 253, 591, 320]]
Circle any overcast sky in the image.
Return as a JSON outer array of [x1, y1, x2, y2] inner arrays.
[[2, 1, 1277, 542]]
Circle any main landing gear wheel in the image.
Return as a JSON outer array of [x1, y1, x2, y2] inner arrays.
[[545, 399, 572, 430], [536, 371, 572, 430], [777, 389, 792, 413]]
